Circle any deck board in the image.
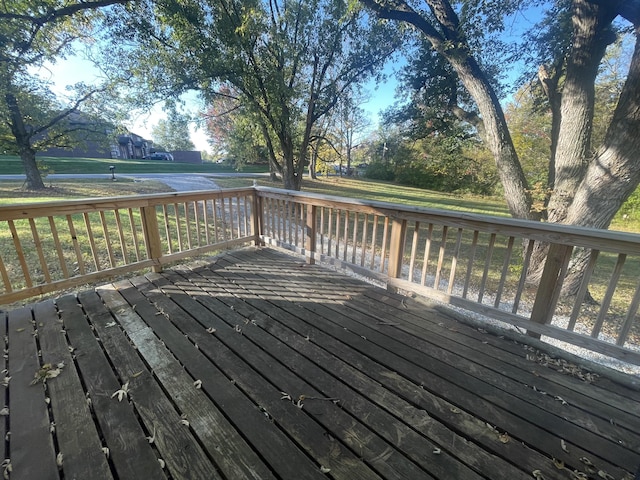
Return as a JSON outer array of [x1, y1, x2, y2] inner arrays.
[[3, 247, 639, 480]]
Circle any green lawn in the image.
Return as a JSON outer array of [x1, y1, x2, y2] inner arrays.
[[1, 154, 638, 232], [0, 155, 268, 175]]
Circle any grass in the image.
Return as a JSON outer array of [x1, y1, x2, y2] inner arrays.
[[0, 178, 173, 205], [215, 175, 513, 218], [0, 155, 269, 175]]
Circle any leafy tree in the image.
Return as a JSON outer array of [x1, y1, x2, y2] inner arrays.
[[204, 86, 275, 176], [361, 0, 640, 293], [151, 111, 195, 152], [0, 0, 131, 189], [110, 0, 399, 190], [335, 89, 372, 176]]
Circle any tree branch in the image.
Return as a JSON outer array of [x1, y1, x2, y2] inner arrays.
[[0, 0, 133, 26]]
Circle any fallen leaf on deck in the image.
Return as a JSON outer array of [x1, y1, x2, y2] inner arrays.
[[31, 363, 64, 384], [111, 382, 130, 402], [2, 459, 11, 480]]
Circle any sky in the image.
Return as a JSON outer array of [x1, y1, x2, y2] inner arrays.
[[37, 3, 544, 154], [39, 55, 398, 154]]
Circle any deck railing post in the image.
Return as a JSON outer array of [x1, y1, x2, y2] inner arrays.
[[388, 217, 407, 281], [528, 243, 573, 338], [305, 204, 317, 265], [252, 190, 264, 247], [141, 205, 163, 273]]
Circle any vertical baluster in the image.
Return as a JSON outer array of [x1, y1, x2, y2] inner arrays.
[[29, 218, 51, 284], [83, 213, 101, 271], [477, 233, 496, 303], [48, 217, 69, 278], [434, 226, 449, 290], [128, 208, 141, 262], [66, 215, 86, 275], [9, 220, 32, 286], [408, 221, 420, 283], [420, 224, 434, 286], [512, 239, 535, 314], [447, 228, 463, 294], [494, 236, 515, 307], [114, 210, 129, 264]]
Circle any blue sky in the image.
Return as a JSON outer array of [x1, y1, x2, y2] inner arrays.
[[40, 53, 398, 153]]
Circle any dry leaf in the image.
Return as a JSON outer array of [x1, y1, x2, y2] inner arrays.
[[597, 471, 615, 480], [553, 458, 565, 469], [111, 382, 130, 402]]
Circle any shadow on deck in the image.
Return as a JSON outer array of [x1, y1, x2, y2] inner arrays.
[[2, 247, 639, 480]]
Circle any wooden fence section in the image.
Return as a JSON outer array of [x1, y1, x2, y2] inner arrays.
[[0, 188, 257, 304], [2, 185, 640, 366], [256, 187, 640, 366]]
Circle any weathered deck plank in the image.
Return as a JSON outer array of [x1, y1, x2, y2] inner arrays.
[[7, 305, 58, 480], [57, 294, 168, 480], [35, 299, 113, 480], [3, 247, 639, 480]]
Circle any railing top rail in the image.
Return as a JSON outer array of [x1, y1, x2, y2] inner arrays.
[[0, 187, 255, 221], [256, 186, 640, 254]]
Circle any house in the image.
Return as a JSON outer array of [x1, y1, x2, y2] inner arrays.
[[113, 132, 152, 159]]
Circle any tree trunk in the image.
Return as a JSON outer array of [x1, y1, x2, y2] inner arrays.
[[360, 0, 533, 220], [546, 0, 618, 224], [448, 54, 532, 220], [565, 30, 640, 228], [533, 13, 640, 297], [5, 92, 45, 190]]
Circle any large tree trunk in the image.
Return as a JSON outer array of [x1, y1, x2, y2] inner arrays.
[[546, 0, 619, 224], [360, 0, 533, 220], [448, 55, 532, 220], [5, 92, 45, 190], [566, 31, 640, 230]]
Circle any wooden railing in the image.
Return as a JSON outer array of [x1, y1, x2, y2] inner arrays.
[[2, 186, 640, 366], [0, 188, 257, 304], [256, 187, 640, 366]]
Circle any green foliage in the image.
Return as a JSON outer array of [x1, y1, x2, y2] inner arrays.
[[364, 161, 395, 181], [0, 0, 130, 188], [151, 111, 195, 151], [111, 0, 400, 189], [363, 131, 497, 195]]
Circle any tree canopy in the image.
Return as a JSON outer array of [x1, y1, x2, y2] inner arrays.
[[151, 110, 195, 151], [109, 0, 400, 190], [0, 0, 132, 189]]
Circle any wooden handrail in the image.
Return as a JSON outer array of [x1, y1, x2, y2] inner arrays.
[[2, 185, 640, 367], [254, 187, 640, 366]]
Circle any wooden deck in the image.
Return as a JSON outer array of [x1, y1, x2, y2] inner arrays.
[[2, 247, 639, 480]]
